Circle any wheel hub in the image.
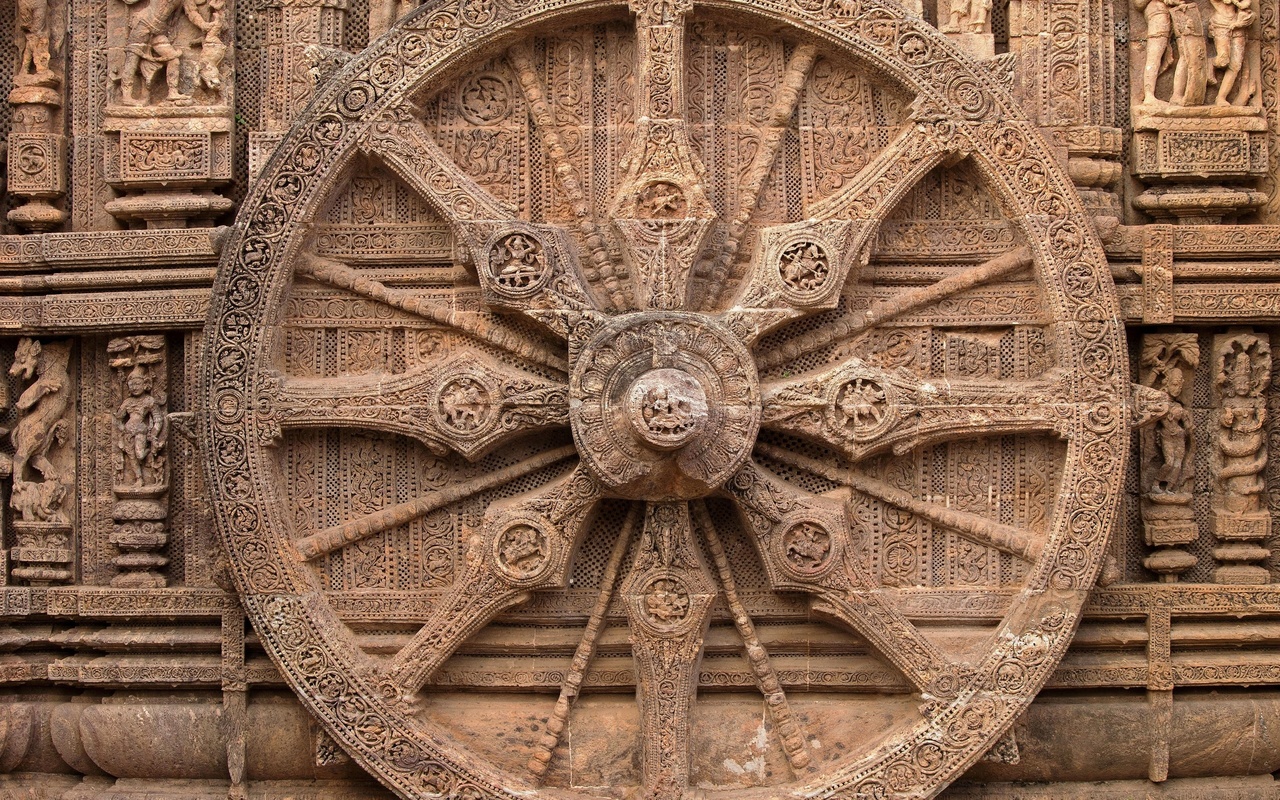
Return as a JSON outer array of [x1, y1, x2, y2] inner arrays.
[[569, 312, 761, 500]]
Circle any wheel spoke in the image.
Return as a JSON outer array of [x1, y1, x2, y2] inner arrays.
[[806, 113, 960, 222], [261, 353, 567, 459], [361, 104, 517, 223], [754, 443, 1044, 562], [723, 460, 965, 697], [528, 504, 641, 782], [620, 501, 717, 800], [382, 463, 604, 697], [293, 445, 578, 561], [760, 360, 1071, 461], [610, 0, 716, 311], [722, 118, 977, 345], [698, 43, 819, 311], [361, 108, 596, 324], [295, 252, 570, 373], [692, 502, 812, 771], [753, 245, 1032, 366], [507, 42, 628, 311]]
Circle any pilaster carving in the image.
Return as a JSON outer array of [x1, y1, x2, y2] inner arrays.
[[249, 0, 348, 179], [1211, 330, 1271, 584], [108, 335, 169, 588], [1131, 0, 1269, 223], [8, 0, 69, 232], [1140, 333, 1200, 581], [6, 338, 75, 584], [101, 0, 234, 227]]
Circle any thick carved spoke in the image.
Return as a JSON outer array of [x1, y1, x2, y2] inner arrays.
[[362, 106, 517, 223], [692, 502, 812, 771], [806, 115, 959, 222], [723, 460, 963, 697], [621, 502, 717, 800], [753, 245, 1032, 368], [760, 361, 1072, 461], [295, 253, 569, 373], [383, 464, 604, 697], [528, 505, 641, 782], [261, 354, 568, 459], [507, 42, 627, 311], [611, 0, 716, 311], [720, 116, 967, 341], [754, 444, 1044, 562], [293, 445, 577, 561], [698, 43, 819, 310], [361, 109, 596, 324]]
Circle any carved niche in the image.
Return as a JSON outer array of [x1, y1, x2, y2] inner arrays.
[[203, 1, 1127, 798]]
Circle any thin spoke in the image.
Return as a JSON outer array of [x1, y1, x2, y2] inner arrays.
[[384, 464, 603, 696], [621, 502, 717, 800], [294, 445, 577, 560], [699, 43, 818, 310], [693, 501, 812, 771], [755, 245, 1031, 372], [528, 504, 641, 782], [296, 253, 568, 373], [754, 443, 1044, 561], [507, 42, 627, 311]]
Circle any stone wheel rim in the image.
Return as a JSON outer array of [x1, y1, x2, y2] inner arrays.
[[202, 0, 1130, 795]]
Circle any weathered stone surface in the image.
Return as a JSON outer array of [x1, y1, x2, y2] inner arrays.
[[0, 0, 1278, 796]]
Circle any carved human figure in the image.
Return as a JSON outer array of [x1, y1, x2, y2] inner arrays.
[[1207, 0, 1256, 105], [116, 366, 168, 487], [1135, 0, 1208, 106], [115, 0, 220, 106], [946, 0, 992, 32], [1150, 367, 1193, 493], [8, 339, 72, 522], [370, 0, 417, 40], [1216, 346, 1267, 514], [15, 0, 59, 86]]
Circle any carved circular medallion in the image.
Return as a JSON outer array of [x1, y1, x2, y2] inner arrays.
[[829, 373, 898, 441], [625, 367, 708, 449], [640, 574, 693, 630], [779, 240, 832, 296], [780, 518, 837, 577], [494, 521, 551, 581], [570, 312, 760, 500], [459, 72, 512, 124], [488, 232, 548, 294], [436, 375, 495, 434], [206, 1, 1128, 797]]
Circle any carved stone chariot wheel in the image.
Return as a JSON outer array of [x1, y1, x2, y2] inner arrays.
[[203, 0, 1128, 795]]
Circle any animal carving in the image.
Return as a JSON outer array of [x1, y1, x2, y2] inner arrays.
[[9, 339, 72, 522]]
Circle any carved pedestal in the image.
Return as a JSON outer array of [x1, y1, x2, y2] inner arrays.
[[102, 109, 234, 228], [1132, 110, 1269, 224], [111, 486, 168, 587], [10, 520, 73, 584]]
